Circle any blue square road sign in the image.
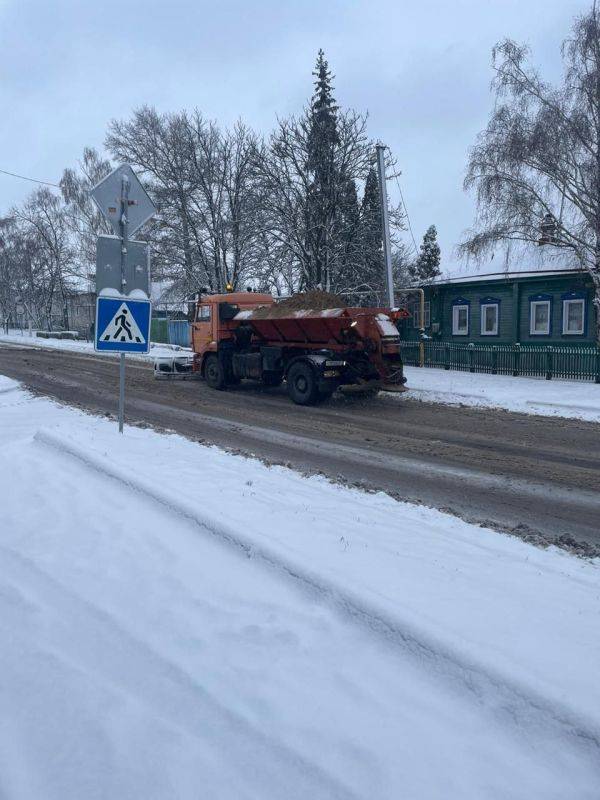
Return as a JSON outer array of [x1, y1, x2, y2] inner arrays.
[[95, 296, 152, 354]]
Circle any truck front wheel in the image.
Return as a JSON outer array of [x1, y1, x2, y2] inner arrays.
[[204, 354, 226, 390], [287, 362, 319, 405]]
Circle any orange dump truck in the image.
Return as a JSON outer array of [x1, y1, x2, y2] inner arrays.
[[181, 291, 407, 405]]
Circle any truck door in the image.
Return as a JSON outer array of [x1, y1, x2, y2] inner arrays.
[[192, 302, 214, 353]]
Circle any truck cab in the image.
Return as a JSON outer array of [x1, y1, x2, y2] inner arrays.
[[191, 292, 274, 373]]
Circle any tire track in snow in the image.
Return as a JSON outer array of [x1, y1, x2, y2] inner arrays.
[[0, 542, 361, 800], [34, 428, 600, 759]]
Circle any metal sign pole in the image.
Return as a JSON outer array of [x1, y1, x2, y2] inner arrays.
[[118, 172, 130, 434], [92, 164, 155, 422]]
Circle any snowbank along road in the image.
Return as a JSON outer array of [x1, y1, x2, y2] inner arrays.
[[0, 343, 599, 549]]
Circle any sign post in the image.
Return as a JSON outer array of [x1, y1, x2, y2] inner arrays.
[[118, 171, 129, 433], [91, 164, 156, 433]]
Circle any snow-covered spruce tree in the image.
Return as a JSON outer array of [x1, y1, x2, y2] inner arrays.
[[336, 162, 410, 304], [336, 176, 362, 293], [258, 51, 372, 293], [461, 5, 600, 338], [409, 224, 441, 284], [306, 49, 341, 289], [356, 166, 385, 301]]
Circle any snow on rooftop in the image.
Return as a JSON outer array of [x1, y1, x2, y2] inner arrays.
[[430, 267, 586, 286]]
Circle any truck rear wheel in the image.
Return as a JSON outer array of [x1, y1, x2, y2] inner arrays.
[[204, 354, 226, 390], [287, 362, 319, 405]]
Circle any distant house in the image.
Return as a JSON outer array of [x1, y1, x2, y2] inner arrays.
[[13, 289, 97, 337], [399, 268, 598, 346]]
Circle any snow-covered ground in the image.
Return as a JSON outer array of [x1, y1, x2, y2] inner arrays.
[[403, 365, 600, 422], [0, 329, 188, 361], [1, 374, 599, 798]]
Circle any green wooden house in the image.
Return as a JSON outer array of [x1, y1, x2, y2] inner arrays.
[[398, 268, 599, 381], [400, 268, 597, 345]]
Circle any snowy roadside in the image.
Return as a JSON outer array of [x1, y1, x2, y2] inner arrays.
[[1, 373, 599, 797], [399, 365, 600, 423], [0, 329, 190, 362]]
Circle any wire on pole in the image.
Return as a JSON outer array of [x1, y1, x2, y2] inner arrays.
[[0, 168, 60, 188], [386, 147, 419, 256]]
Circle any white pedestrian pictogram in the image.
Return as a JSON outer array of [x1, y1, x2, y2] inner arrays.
[[99, 303, 146, 344]]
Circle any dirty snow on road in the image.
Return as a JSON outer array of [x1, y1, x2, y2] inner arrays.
[[402, 365, 600, 422], [1, 374, 599, 799], [0, 329, 187, 361]]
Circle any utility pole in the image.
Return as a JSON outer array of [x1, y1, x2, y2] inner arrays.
[[376, 143, 395, 307]]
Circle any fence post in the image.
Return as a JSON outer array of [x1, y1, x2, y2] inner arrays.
[[595, 347, 600, 384], [513, 343, 520, 377], [491, 346, 497, 375], [468, 342, 475, 373], [444, 343, 450, 370], [546, 346, 553, 380]]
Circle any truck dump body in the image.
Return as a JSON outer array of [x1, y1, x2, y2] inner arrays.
[[237, 308, 353, 346], [189, 292, 406, 405]]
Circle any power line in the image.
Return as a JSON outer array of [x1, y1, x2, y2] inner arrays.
[[0, 168, 60, 189], [386, 148, 419, 255], [395, 174, 419, 255]]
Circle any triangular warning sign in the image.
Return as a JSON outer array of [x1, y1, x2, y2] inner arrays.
[[99, 302, 146, 344]]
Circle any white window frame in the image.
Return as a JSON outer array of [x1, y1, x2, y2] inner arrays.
[[562, 298, 585, 335], [423, 301, 430, 329], [452, 304, 469, 336], [412, 300, 431, 329], [530, 300, 551, 336], [480, 303, 499, 336]]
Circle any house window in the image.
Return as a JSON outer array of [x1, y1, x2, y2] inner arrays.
[[452, 304, 469, 335], [562, 298, 585, 335], [480, 303, 499, 336], [530, 300, 551, 335], [412, 301, 430, 329]]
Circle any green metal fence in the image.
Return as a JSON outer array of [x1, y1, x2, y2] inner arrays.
[[150, 318, 169, 344], [400, 341, 600, 382]]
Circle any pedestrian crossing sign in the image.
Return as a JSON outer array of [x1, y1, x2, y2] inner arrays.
[[95, 295, 152, 354]]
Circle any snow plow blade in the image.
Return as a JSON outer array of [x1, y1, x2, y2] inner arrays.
[[382, 384, 409, 393], [154, 356, 196, 380]]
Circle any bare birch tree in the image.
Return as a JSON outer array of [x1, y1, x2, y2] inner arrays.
[[60, 147, 113, 276], [461, 5, 600, 332], [106, 107, 266, 299]]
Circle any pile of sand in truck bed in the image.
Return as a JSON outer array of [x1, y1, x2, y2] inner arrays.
[[250, 290, 346, 319]]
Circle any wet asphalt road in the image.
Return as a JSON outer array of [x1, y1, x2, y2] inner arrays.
[[1, 344, 599, 549]]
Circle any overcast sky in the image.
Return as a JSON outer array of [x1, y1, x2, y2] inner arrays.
[[0, 0, 587, 274]]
